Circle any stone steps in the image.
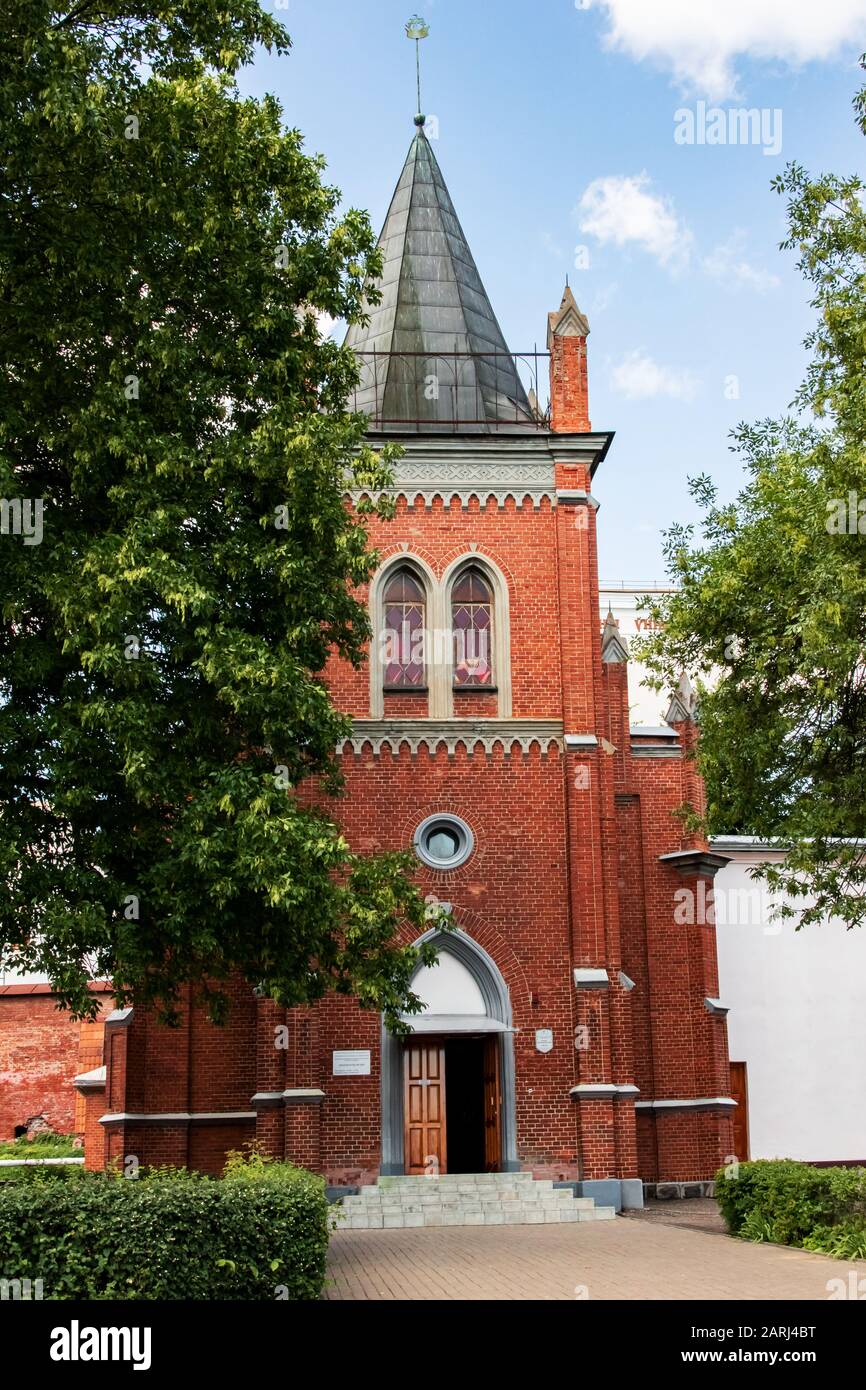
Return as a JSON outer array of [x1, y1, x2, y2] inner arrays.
[[335, 1173, 617, 1230]]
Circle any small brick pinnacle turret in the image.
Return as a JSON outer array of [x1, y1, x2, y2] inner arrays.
[[665, 672, 697, 724], [601, 608, 629, 664], [548, 284, 591, 433]]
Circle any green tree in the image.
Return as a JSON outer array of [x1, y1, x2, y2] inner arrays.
[[638, 57, 866, 931], [0, 2, 440, 1024]]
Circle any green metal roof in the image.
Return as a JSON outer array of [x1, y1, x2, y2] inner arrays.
[[344, 127, 536, 432]]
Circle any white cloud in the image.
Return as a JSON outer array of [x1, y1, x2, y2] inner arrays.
[[576, 173, 692, 271], [701, 234, 781, 294], [611, 351, 699, 401], [316, 310, 337, 339], [594, 0, 866, 100]]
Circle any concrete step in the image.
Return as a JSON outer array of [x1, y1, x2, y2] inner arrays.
[[377, 1173, 538, 1189], [347, 1186, 577, 1203], [341, 1190, 586, 1210], [337, 1203, 617, 1230], [340, 1201, 582, 1218], [335, 1172, 616, 1230]]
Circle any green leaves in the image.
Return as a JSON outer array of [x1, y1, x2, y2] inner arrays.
[[0, 3, 430, 1021], [0, 1158, 330, 1299], [716, 1160, 866, 1257], [637, 58, 866, 933]]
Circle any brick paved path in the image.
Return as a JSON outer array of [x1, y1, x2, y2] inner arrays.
[[325, 1217, 866, 1300]]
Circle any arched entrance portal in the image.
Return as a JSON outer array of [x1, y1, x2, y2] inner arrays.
[[380, 928, 518, 1175]]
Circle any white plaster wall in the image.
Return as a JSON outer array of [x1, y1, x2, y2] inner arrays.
[[713, 848, 866, 1162], [599, 585, 675, 726], [413, 951, 487, 1016]]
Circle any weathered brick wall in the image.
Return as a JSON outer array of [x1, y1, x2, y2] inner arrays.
[[0, 986, 111, 1140]]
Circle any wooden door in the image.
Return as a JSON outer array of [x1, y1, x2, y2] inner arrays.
[[482, 1035, 501, 1172], [730, 1061, 749, 1161], [404, 1041, 447, 1175]]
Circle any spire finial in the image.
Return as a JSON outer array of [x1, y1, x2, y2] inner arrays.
[[405, 15, 430, 125]]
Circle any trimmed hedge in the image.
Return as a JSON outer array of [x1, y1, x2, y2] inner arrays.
[[0, 1155, 329, 1299], [716, 1159, 866, 1259]]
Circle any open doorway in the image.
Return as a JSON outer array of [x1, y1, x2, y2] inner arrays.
[[403, 1034, 501, 1175], [444, 1038, 485, 1173], [383, 926, 517, 1176]]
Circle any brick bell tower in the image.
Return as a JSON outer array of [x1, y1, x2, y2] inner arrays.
[[88, 118, 735, 1202]]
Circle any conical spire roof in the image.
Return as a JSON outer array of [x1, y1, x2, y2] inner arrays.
[[345, 128, 535, 432]]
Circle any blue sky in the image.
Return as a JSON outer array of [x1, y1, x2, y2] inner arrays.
[[239, 0, 866, 581]]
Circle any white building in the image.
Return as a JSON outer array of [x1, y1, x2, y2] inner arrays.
[[711, 838, 866, 1165], [601, 585, 866, 1166], [598, 583, 675, 726]]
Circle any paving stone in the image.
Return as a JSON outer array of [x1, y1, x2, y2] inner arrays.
[[325, 1221, 866, 1301]]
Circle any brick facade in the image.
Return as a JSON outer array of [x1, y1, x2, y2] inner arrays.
[[89, 135, 733, 1186], [0, 984, 111, 1140]]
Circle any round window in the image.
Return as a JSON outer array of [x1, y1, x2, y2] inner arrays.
[[414, 814, 474, 870]]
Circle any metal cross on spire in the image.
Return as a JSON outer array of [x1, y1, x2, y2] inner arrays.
[[405, 15, 430, 125]]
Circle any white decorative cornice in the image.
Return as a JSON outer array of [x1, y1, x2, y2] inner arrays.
[[555, 489, 600, 509], [350, 432, 614, 489], [72, 1065, 106, 1091], [99, 1111, 257, 1126], [630, 743, 682, 760], [569, 1083, 639, 1099], [340, 719, 563, 757], [573, 968, 610, 990], [704, 997, 730, 1017], [354, 457, 556, 510], [659, 849, 731, 879], [635, 1097, 737, 1112]]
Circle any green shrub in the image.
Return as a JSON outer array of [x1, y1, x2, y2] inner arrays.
[[0, 1134, 81, 1160], [0, 1157, 329, 1299], [715, 1159, 866, 1257], [0, 1162, 87, 1184]]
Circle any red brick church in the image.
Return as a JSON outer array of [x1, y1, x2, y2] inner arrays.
[[81, 122, 735, 1207]]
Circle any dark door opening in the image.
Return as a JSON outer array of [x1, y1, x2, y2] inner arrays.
[[444, 1037, 487, 1174]]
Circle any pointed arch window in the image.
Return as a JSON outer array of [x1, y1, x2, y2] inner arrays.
[[382, 568, 426, 689], [452, 567, 494, 688]]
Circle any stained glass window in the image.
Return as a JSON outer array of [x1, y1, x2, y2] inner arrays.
[[452, 567, 493, 687], [382, 569, 426, 689]]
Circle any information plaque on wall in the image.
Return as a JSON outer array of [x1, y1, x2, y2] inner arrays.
[[332, 1049, 371, 1076]]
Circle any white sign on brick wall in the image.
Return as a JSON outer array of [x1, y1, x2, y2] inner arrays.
[[332, 1050, 371, 1076]]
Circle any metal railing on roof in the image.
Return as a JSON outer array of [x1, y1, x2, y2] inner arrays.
[[348, 349, 551, 431]]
